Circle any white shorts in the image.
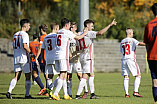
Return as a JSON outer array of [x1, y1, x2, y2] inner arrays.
[[80, 59, 94, 73], [121, 59, 141, 76], [67, 62, 82, 74], [14, 63, 31, 73], [55, 59, 69, 72], [45, 64, 60, 75]]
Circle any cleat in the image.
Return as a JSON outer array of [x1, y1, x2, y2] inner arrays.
[[32, 81, 37, 85], [69, 95, 72, 98], [42, 92, 49, 96], [46, 88, 53, 97], [75, 95, 82, 99], [64, 95, 72, 100], [125, 94, 130, 98], [90, 93, 99, 99], [82, 91, 89, 99], [37, 87, 46, 95], [25, 95, 36, 99], [133, 92, 143, 97], [52, 94, 61, 100], [6, 92, 12, 99]]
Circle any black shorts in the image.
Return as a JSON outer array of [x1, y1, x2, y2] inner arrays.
[[148, 60, 157, 79]]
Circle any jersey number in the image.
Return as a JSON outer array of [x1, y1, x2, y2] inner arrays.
[[152, 26, 157, 38], [47, 39, 52, 51], [14, 36, 20, 49], [122, 44, 130, 56], [78, 38, 87, 50], [57, 35, 61, 46]]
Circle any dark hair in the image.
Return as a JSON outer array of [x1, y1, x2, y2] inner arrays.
[[50, 22, 59, 30], [152, 3, 157, 16], [39, 24, 48, 32], [20, 19, 30, 27], [84, 19, 94, 27], [33, 34, 39, 40], [61, 18, 70, 28]]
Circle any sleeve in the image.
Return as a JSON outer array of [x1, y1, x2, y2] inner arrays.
[[132, 38, 139, 46], [39, 36, 43, 45], [86, 31, 97, 38], [41, 38, 46, 49], [23, 33, 29, 44], [143, 24, 148, 43]]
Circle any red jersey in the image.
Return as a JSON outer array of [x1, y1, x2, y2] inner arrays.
[[29, 41, 39, 62], [39, 34, 47, 63], [144, 17, 157, 60]]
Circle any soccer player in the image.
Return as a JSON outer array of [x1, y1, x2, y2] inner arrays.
[[120, 28, 145, 98], [67, 22, 89, 98], [6, 19, 35, 99], [51, 18, 88, 100], [29, 34, 46, 95], [41, 22, 60, 96], [143, 3, 157, 103], [75, 19, 117, 99]]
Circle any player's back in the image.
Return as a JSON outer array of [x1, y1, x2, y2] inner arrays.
[[29, 41, 39, 62], [42, 33, 56, 64], [120, 38, 139, 60], [13, 31, 29, 64], [55, 29, 75, 60], [144, 17, 157, 60], [77, 31, 96, 60]]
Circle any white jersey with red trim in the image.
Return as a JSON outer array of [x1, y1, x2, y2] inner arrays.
[[13, 31, 30, 64], [120, 38, 139, 60], [55, 29, 76, 60], [41, 33, 56, 65], [77, 31, 97, 60]]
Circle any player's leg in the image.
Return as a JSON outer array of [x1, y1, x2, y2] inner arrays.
[[6, 64, 23, 99], [23, 63, 35, 99], [128, 59, 142, 97], [148, 60, 157, 102], [122, 59, 130, 97], [67, 63, 73, 97]]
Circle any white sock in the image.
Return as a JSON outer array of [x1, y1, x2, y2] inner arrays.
[[47, 79, 52, 88], [88, 76, 95, 94], [84, 82, 88, 92], [124, 78, 129, 95], [54, 78, 63, 96], [63, 79, 68, 96], [76, 78, 86, 95], [25, 80, 31, 96], [67, 79, 72, 96], [8, 78, 17, 93], [49, 77, 59, 90], [134, 76, 141, 92]]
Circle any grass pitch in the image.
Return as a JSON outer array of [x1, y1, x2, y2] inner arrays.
[[0, 73, 153, 104]]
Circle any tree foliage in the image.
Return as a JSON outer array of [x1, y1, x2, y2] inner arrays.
[[0, 0, 156, 41]]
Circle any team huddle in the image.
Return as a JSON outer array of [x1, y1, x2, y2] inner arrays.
[[5, 3, 157, 103]]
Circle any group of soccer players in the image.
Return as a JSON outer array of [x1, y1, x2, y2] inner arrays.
[[5, 3, 157, 103]]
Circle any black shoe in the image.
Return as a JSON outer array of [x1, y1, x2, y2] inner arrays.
[[6, 92, 12, 99], [90, 93, 99, 99], [25, 95, 36, 99], [69, 95, 72, 98], [75, 95, 82, 99]]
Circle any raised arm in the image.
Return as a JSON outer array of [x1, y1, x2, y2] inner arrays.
[[74, 30, 88, 40], [96, 19, 117, 36]]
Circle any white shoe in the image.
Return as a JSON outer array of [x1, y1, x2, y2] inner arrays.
[[32, 81, 37, 85]]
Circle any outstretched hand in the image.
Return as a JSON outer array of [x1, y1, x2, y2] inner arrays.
[[110, 19, 117, 26]]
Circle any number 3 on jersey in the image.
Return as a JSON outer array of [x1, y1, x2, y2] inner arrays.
[[14, 36, 21, 49], [122, 44, 130, 56]]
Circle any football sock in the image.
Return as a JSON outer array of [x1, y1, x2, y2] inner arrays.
[[8, 78, 17, 93], [84, 82, 88, 92], [47, 78, 52, 88], [134, 76, 141, 92], [124, 78, 129, 95], [25, 80, 31, 96], [35, 76, 44, 89], [67, 78, 72, 96], [153, 87, 157, 102], [76, 78, 86, 95], [49, 77, 58, 90], [88, 76, 95, 94], [63, 79, 68, 96], [54, 78, 63, 96]]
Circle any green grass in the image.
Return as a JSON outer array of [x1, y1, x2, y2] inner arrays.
[[0, 73, 154, 104]]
